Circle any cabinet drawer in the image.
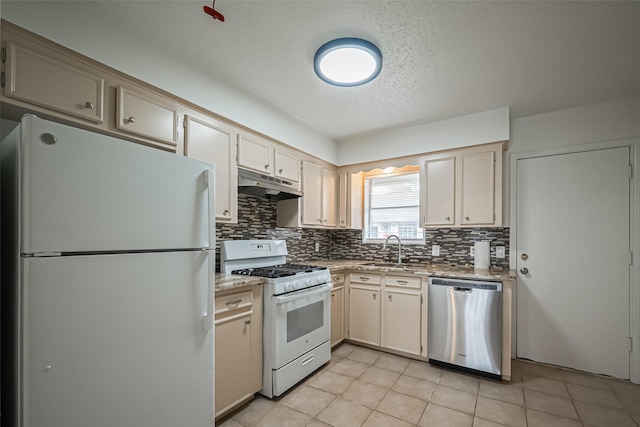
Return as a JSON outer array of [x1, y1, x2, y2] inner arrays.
[[116, 86, 177, 146], [349, 273, 381, 285], [4, 41, 105, 124], [215, 290, 253, 317], [384, 275, 421, 289]]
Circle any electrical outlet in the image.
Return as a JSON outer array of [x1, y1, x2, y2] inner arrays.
[[432, 245, 440, 256], [469, 246, 475, 257], [315, 242, 320, 252], [496, 246, 505, 259]]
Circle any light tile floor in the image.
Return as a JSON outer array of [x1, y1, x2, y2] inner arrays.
[[217, 343, 640, 427]]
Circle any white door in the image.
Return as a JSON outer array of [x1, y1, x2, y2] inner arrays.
[[21, 251, 214, 427], [516, 146, 630, 379], [19, 115, 214, 253]]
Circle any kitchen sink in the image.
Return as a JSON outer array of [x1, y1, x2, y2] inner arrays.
[[364, 262, 427, 269]]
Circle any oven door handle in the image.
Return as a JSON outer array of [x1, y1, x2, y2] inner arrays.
[[274, 283, 333, 305]]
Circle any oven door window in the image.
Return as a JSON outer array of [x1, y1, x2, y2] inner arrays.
[[287, 300, 323, 342]]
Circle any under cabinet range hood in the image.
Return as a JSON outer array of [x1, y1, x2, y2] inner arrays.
[[238, 168, 303, 200]]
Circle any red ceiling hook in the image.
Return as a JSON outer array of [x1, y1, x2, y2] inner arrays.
[[203, 0, 224, 22]]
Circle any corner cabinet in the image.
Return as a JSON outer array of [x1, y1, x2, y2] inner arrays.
[[184, 115, 238, 223], [420, 142, 504, 228], [337, 171, 364, 229], [214, 285, 263, 419]]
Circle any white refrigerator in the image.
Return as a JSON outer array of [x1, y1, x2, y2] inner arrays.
[[1, 115, 216, 427]]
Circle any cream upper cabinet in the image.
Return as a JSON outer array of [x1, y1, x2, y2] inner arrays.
[[116, 86, 178, 147], [3, 41, 105, 124], [338, 171, 364, 229], [184, 115, 238, 223], [381, 275, 422, 356], [301, 161, 336, 227], [420, 142, 504, 228], [423, 157, 456, 226], [237, 133, 272, 175], [460, 151, 496, 225], [274, 150, 301, 183]]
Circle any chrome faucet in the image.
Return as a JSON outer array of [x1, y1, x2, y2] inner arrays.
[[383, 234, 403, 264]]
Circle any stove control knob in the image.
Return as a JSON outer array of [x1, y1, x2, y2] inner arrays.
[[285, 284, 293, 292], [305, 278, 312, 287], [294, 281, 301, 290], [322, 275, 330, 283]]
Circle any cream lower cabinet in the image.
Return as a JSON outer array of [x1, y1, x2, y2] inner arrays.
[[331, 274, 345, 347], [348, 273, 381, 346], [214, 285, 262, 418], [381, 275, 423, 356], [184, 115, 238, 223]]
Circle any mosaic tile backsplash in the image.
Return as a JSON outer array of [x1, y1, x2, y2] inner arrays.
[[216, 194, 510, 270]]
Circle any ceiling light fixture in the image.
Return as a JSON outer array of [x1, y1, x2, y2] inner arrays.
[[314, 38, 382, 87]]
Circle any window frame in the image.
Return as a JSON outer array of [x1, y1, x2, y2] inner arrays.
[[362, 168, 424, 244]]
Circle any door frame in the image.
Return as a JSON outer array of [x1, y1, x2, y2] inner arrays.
[[509, 138, 639, 383]]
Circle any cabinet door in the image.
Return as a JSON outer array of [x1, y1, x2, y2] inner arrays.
[[184, 115, 237, 223], [423, 156, 455, 226], [215, 311, 252, 415], [382, 288, 421, 355], [331, 286, 345, 346], [302, 161, 324, 226], [116, 86, 177, 146], [348, 285, 381, 346], [460, 151, 495, 225], [274, 150, 300, 183], [4, 41, 104, 123], [322, 168, 337, 227], [237, 134, 272, 174]]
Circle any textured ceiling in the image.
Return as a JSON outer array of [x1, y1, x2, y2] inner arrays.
[[11, 1, 640, 141]]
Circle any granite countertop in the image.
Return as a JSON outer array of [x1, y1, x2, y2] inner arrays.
[[215, 260, 515, 292], [308, 260, 516, 281]]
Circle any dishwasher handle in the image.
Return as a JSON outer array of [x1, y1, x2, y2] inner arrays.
[[453, 286, 472, 293]]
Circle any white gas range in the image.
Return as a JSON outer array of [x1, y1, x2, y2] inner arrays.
[[220, 240, 333, 398]]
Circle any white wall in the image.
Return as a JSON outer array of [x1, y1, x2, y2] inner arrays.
[[0, 1, 339, 164], [504, 94, 640, 224], [338, 107, 509, 166]]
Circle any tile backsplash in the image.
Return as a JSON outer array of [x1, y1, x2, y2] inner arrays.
[[216, 194, 510, 270]]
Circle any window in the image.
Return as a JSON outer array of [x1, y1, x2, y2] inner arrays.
[[363, 169, 424, 243]]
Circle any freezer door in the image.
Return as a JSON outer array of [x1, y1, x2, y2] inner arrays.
[[19, 252, 214, 427], [19, 115, 214, 253]]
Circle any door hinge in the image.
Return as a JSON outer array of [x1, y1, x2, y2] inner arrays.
[[182, 117, 187, 129], [630, 251, 633, 266], [629, 164, 633, 180], [421, 344, 423, 353], [2, 47, 6, 63], [628, 337, 633, 352], [1, 72, 5, 88], [420, 294, 423, 304]]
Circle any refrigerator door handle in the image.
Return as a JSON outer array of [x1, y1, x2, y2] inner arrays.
[[202, 169, 215, 330]]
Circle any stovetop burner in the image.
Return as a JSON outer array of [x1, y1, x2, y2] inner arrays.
[[231, 263, 327, 279]]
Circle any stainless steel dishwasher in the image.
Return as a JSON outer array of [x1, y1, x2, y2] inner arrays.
[[428, 277, 502, 379]]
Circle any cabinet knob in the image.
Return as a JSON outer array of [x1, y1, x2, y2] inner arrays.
[[264, 164, 270, 170], [332, 293, 335, 297], [223, 209, 230, 216], [388, 295, 393, 302], [372, 293, 377, 300], [126, 116, 136, 124], [465, 216, 470, 221], [318, 219, 323, 223], [84, 101, 94, 109], [445, 216, 450, 221], [245, 319, 251, 325], [279, 168, 283, 173]]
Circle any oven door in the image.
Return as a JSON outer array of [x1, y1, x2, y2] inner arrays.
[[272, 282, 332, 368]]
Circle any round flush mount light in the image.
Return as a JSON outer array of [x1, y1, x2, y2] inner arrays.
[[314, 38, 382, 87]]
